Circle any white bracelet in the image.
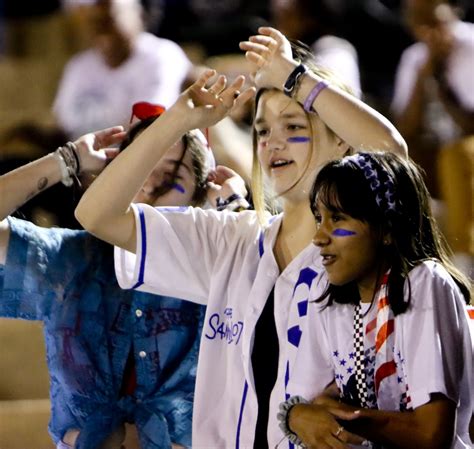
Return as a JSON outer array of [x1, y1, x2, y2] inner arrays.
[[53, 149, 74, 186]]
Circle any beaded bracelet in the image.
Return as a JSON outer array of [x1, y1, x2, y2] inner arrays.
[[276, 395, 309, 447], [53, 142, 80, 186], [215, 193, 250, 212]]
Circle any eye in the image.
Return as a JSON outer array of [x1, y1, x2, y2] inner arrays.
[[313, 212, 322, 224], [255, 128, 269, 138], [287, 123, 305, 132], [331, 213, 343, 223]]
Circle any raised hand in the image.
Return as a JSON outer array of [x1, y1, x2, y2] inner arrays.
[[207, 165, 248, 210], [73, 126, 126, 175], [239, 27, 295, 90], [172, 70, 255, 131]]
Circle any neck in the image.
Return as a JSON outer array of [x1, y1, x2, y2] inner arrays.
[[274, 198, 316, 271]]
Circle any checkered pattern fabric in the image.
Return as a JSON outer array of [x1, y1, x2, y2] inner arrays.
[[353, 303, 368, 407]]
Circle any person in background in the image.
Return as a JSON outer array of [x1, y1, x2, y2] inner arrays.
[[286, 151, 472, 449], [0, 105, 247, 449], [391, 0, 474, 278], [54, 0, 194, 139]]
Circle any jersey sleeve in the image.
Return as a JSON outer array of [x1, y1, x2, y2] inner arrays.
[[0, 217, 90, 320], [114, 204, 259, 305], [397, 261, 472, 409]]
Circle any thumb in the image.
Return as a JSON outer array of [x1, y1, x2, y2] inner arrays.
[[103, 147, 120, 162]]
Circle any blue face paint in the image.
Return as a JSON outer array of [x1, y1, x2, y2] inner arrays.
[[287, 136, 311, 143], [332, 229, 356, 237], [170, 183, 185, 194]]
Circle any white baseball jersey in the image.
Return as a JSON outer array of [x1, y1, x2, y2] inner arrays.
[[289, 261, 473, 449], [115, 204, 323, 448]]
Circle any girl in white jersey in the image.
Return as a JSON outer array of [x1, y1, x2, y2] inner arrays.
[[285, 152, 472, 449], [75, 27, 407, 449]]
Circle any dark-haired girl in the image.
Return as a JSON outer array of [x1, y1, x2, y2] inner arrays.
[[286, 152, 473, 449]]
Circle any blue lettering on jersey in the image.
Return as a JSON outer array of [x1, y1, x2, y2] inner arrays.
[[205, 308, 244, 345]]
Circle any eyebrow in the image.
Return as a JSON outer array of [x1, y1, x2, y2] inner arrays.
[[255, 112, 306, 125], [165, 159, 192, 176]]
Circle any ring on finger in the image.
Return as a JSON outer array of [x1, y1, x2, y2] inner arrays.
[[335, 426, 344, 438]]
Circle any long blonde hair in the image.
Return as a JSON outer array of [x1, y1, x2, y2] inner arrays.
[[251, 61, 355, 225]]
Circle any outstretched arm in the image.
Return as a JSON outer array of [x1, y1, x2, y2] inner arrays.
[[75, 70, 255, 253], [240, 27, 407, 157], [0, 126, 125, 221]]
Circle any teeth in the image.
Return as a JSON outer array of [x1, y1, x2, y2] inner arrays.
[[271, 160, 290, 167]]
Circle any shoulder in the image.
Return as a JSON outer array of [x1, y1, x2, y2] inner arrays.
[[7, 216, 103, 257], [407, 260, 458, 289], [405, 260, 465, 309], [136, 32, 189, 58]]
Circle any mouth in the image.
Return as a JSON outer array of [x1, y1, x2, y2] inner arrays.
[[269, 159, 294, 171], [321, 253, 336, 266]]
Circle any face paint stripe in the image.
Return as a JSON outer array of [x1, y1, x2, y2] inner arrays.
[[332, 229, 356, 237], [170, 183, 185, 194], [287, 136, 311, 143]]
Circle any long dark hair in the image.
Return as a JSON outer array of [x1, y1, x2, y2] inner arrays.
[[120, 117, 208, 206], [310, 151, 471, 313]]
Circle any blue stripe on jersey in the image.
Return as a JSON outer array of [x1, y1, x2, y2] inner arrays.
[[235, 381, 249, 449], [132, 205, 147, 289]]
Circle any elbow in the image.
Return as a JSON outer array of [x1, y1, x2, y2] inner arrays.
[[383, 130, 408, 159], [75, 201, 104, 236]]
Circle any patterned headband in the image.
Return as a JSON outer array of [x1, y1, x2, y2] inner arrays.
[[342, 153, 397, 214]]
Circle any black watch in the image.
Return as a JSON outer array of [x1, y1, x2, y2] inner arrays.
[[283, 64, 307, 98]]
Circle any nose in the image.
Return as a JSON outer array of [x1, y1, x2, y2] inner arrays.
[[266, 129, 285, 151], [312, 223, 331, 247]]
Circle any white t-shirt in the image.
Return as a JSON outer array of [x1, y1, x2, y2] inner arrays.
[[391, 21, 474, 144], [115, 204, 324, 448], [54, 32, 191, 139], [289, 261, 473, 449]]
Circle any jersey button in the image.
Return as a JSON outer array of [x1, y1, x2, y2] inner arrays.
[[138, 350, 147, 358], [135, 309, 143, 318]]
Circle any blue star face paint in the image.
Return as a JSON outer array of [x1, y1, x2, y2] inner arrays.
[[332, 229, 356, 237], [287, 136, 311, 143]]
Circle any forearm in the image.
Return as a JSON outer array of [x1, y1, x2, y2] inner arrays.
[[75, 110, 188, 251], [292, 63, 408, 157], [345, 397, 455, 449], [0, 153, 62, 220]]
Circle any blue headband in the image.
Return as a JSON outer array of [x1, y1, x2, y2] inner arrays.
[[342, 153, 397, 214]]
